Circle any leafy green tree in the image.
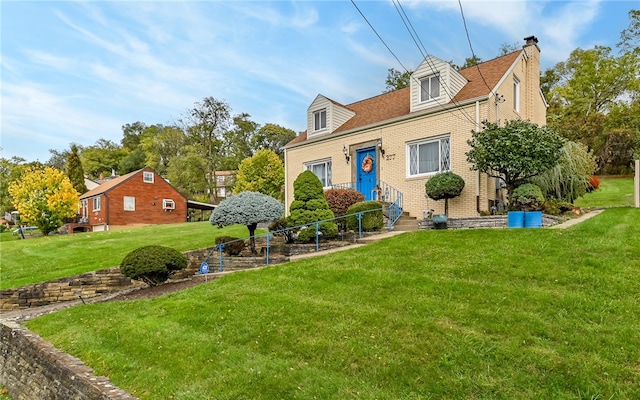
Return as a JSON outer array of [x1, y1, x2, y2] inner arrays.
[[0, 156, 30, 215], [80, 138, 127, 178], [121, 121, 148, 151], [140, 124, 186, 176], [66, 144, 88, 194], [529, 141, 595, 203], [499, 41, 520, 55], [8, 166, 79, 235], [251, 123, 297, 160], [461, 55, 482, 69], [220, 112, 259, 170], [234, 149, 284, 199], [425, 172, 465, 216], [46, 148, 69, 170], [618, 9, 640, 52], [287, 170, 337, 242], [383, 68, 413, 93], [209, 191, 284, 254], [466, 120, 564, 201], [180, 97, 232, 203]]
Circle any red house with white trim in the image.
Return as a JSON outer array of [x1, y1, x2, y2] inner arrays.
[[78, 167, 187, 231]]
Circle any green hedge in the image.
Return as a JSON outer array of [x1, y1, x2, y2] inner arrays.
[[346, 201, 384, 232], [120, 245, 187, 286]]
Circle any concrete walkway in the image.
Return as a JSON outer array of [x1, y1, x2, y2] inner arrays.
[[549, 208, 605, 229]]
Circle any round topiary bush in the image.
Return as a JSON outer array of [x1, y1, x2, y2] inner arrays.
[[346, 201, 384, 232], [287, 170, 338, 242], [425, 172, 465, 216], [511, 183, 545, 211], [215, 236, 246, 256], [120, 245, 187, 286]]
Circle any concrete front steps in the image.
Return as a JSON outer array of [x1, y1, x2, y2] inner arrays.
[[389, 213, 418, 231]]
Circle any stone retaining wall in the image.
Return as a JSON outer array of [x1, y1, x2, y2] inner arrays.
[[418, 214, 563, 230], [0, 321, 137, 400]]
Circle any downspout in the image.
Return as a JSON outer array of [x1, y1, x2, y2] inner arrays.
[[475, 100, 481, 214], [105, 193, 109, 231], [283, 148, 289, 217]]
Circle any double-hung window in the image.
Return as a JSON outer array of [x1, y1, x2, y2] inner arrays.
[[93, 197, 101, 211], [513, 76, 520, 112], [407, 136, 451, 176], [305, 159, 332, 188], [124, 196, 135, 211], [420, 74, 440, 102], [313, 109, 327, 132]]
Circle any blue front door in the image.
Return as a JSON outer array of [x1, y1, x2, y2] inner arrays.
[[356, 147, 377, 200]]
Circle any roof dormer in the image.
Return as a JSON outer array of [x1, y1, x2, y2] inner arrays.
[[307, 95, 356, 137], [410, 55, 467, 113]]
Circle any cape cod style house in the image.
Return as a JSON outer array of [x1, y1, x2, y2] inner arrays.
[[284, 36, 547, 223], [78, 167, 188, 231]]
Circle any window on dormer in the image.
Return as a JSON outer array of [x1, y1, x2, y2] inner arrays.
[[313, 109, 327, 131], [420, 74, 440, 102]]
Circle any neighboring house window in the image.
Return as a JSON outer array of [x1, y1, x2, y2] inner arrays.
[[305, 159, 332, 188], [513, 76, 520, 112], [420, 74, 440, 102], [218, 187, 226, 197], [143, 171, 154, 183], [92, 197, 101, 211], [163, 199, 175, 210], [124, 196, 135, 211], [408, 136, 451, 176], [313, 109, 327, 131], [81, 200, 88, 221]]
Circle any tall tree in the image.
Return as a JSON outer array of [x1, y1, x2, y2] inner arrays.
[[8, 166, 79, 235], [251, 123, 297, 160], [220, 113, 259, 170], [66, 144, 88, 194], [180, 97, 232, 203], [234, 149, 284, 200], [0, 156, 29, 214], [618, 9, 640, 52], [80, 139, 127, 179], [140, 124, 186, 176], [121, 121, 148, 151], [466, 120, 564, 200], [383, 68, 412, 93]]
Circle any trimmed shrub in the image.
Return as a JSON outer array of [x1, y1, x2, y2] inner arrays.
[[120, 245, 187, 286], [511, 183, 545, 211], [286, 171, 337, 242], [215, 236, 245, 256], [425, 172, 465, 215], [325, 188, 365, 231], [346, 201, 384, 232]]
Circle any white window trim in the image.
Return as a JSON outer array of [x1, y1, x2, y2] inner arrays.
[[143, 171, 154, 183], [419, 74, 441, 103], [313, 109, 327, 132], [513, 76, 520, 112], [406, 135, 451, 178], [163, 199, 175, 210], [92, 197, 101, 211], [304, 158, 332, 189], [124, 196, 135, 211]]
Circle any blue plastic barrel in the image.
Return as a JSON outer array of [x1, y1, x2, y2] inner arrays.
[[524, 211, 543, 228], [507, 211, 525, 228]]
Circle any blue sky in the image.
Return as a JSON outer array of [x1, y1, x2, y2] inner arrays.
[[1, 0, 635, 163]]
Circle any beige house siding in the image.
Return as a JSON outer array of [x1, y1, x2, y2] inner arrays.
[[286, 38, 545, 220]]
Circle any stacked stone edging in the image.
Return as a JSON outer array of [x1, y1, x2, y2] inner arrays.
[[0, 321, 138, 400], [418, 214, 563, 230]]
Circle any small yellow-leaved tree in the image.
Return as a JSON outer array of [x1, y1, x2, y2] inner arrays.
[[8, 166, 79, 235]]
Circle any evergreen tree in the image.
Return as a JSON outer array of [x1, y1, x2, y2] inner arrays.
[[66, 144, 88, 194]]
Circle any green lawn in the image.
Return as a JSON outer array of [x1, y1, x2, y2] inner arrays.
[[574, 176, 635, 208], [25, 208, 640, 399], [0, 222, 250, 290]]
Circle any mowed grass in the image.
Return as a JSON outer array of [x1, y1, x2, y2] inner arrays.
[[0, 222, 250, 290], [575, 176, 635, 208], [26, 208, 640, 399]]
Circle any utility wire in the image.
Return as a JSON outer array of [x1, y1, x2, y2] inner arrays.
[[457, 0, 493, 93], [393, 0, 477, 124]]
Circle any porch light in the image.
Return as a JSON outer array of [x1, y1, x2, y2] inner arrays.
[[377, 139, 385, 157], [343, 146, 350, 164]]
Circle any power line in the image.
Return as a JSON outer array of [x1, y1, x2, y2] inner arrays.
[[457, 0, 493, 93], [392, 0, 477, 124]]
